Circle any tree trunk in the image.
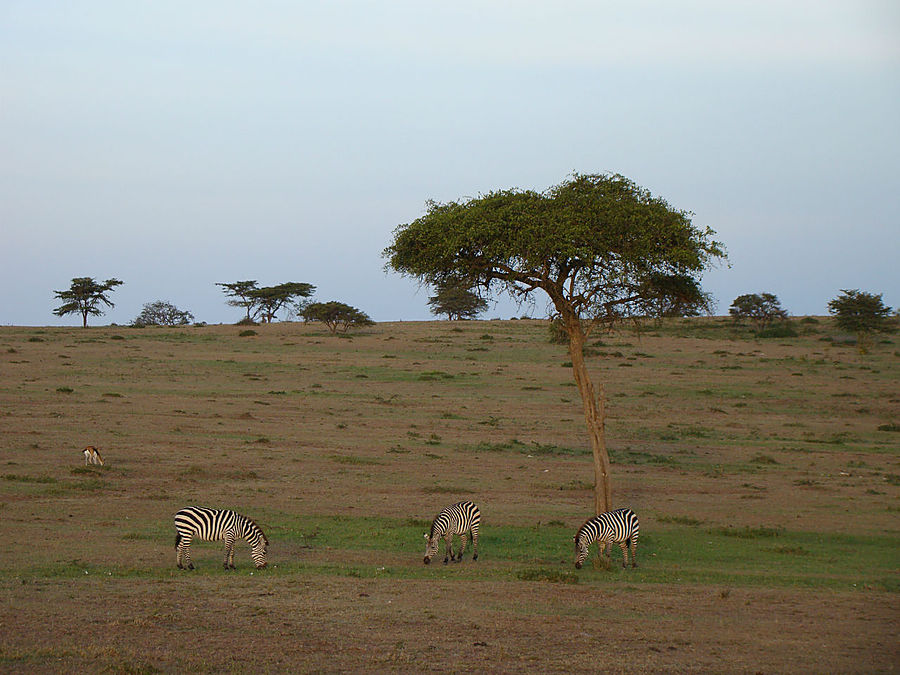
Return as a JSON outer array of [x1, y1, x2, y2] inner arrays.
[[81, 310, 88, 328], [565, 318, 612, 515]]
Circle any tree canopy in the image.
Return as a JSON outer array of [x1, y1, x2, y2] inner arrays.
[[385, 172, 725, 513], [427, 279, 489, 320], [729, 293, 788, 331], [131, 301, 195, 327], [301, 301, 374, 334], [828, 289, 894, 349], [52, 277, 124, 327], [216, 281, 315, 323]]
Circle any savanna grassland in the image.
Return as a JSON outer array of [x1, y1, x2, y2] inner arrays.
[[0, 318, 897, 673]]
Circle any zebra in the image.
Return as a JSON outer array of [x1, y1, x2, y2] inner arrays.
[[174, 506, 269, 570], [424, 501, 480, 565], [82, 445, 104, 466], [574, 507, 640, 569]]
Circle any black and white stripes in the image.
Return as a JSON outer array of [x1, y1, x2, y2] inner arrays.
[[574, 507, 640, 569], [424, 501, 481, 565], [174, 506, 269, 570]]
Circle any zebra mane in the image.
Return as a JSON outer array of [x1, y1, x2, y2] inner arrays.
[[242, 514, 268, 544], [574, 518, 595, 543]]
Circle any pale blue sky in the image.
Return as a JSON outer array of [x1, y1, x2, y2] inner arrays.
[[2, 1, 898, 325]]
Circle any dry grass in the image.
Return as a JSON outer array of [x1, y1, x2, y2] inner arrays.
[[0, 319, 897, 672]]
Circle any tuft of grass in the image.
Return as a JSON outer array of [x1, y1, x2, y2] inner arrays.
[[418, 370, 455, 381], [658, 515, 704, 526], [238, 330, 257, 337], [56, 386, 74, 394], [714, 525, 783, 539], [516, 568, 579, 584], [329, 454, 382, 466], [3, 474, 57, 484], [749, 454, 779, 465], [876, 423, 900, 432]]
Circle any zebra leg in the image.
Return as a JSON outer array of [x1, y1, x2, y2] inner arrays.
[[177, 535, 193, 570], [471, 528, 478, 561], [223, 531, 236, 570], [631, 537, 639, 568], [456, 532, 468, 561], [179, 542, 194, 570], [443, 534, 453, 564], [619, 542, 629, 568]]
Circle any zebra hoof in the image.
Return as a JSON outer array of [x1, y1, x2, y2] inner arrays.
[[443, 558, 449, 565], [188, 564, 194, 570]]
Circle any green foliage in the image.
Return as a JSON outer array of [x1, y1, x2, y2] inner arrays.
[[216, 280, 315, 323], [427, 279, 488, 320], [728, 293, 788, 331], [300, 301, 374, 334], [385, 173, 724, 328], [52, 277, 124, 327], [756, 322, 798, 338], [131, 300, 195, 327], [828, 289, 894, 344]]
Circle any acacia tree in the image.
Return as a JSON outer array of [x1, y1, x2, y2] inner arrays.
[[132, 301, 195, 327], [216, 281, 315, 323], [385, 173, 724, 514], [216, 281, 260, 322], [301, 301, 374, 334], [252, 282, 316, 323], [729, 293, 788, 331], [828, 289, 894, 350], [52, 277, 124, 327], [427, 279, 489, 320]]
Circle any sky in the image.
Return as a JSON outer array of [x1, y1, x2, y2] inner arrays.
[[2, 1, 898, 326]]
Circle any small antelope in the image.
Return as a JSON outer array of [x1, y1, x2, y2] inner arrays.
[[82, 445, 104, 466]]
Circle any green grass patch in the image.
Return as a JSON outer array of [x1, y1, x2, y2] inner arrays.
[[468, 439, 589, 457]]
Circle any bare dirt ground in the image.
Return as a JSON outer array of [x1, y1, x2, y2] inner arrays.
[[0, 319, 897, 672]]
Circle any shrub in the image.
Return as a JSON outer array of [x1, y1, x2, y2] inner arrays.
[[757, 322, 798, 338]]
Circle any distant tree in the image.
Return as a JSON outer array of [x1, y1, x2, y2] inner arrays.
[[216, 281, 260, 322], [52, 277, 124, 327], [251, 282, 315, 323], [131, 301, 195, 327], [643, 273, 714, 317], [427, 279, 489, 320], [828, 289, 894, 350], [729, 293, 788, 331], [301, 301, 374, 334], [216, 280, 315, 323], [385, 172, 724, 514]]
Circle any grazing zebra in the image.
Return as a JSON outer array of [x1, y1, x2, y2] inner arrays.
[[82, 445, 104, 466], [574, 507, 640, 569], [424, 501, 480, 565], [174, 506, 269, 570]]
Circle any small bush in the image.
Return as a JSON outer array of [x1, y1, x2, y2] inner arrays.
[[236, 317, 258, 326], [56, 386, 74, 393], [877, 423, 900, 432], [239, 330, 257, 337]]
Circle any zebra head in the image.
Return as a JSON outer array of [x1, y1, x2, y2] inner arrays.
[[574, 532, 590, 569], [251, 534, 269, 569], [423, 533, 439, 564]]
